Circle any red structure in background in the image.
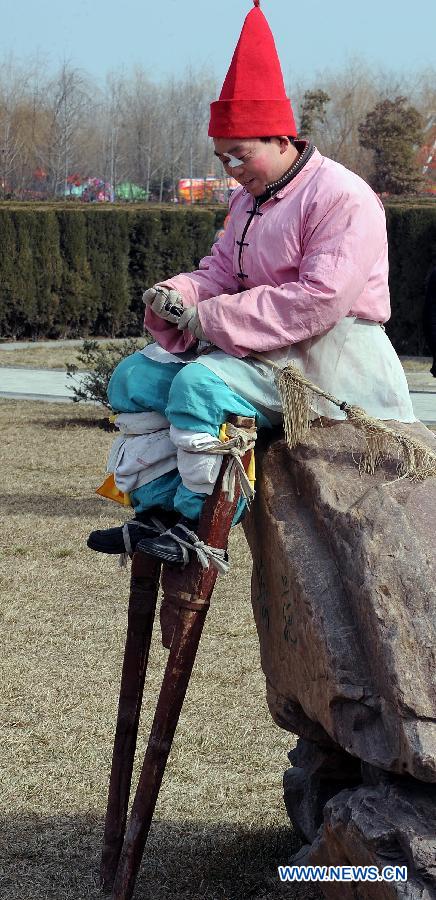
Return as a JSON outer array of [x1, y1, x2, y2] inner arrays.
[[417, 117, 436, 195], [178, 175, 238, 204], [67, 173, 83, 187]]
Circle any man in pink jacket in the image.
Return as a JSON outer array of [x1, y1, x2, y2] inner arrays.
[[88, 0, 414, 567]]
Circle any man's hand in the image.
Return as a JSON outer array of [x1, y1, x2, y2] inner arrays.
[[142, 286, 185, 323], [177, 306, 206, 341]]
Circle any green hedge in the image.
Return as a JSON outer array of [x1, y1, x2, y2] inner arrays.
[[0, 201, 435, 354], [0, 205, 226, 339], [385, 202, 436, 354]]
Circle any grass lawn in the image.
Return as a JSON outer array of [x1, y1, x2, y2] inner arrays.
[[0, 339, 149, 371], [400, 356, 433, 372], [0, 399, 319, 900]]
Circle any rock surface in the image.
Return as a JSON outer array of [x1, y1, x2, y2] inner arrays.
[[284, 737, 362, 843], [308, 780, 436, 899], [243, 420, 436, 781]]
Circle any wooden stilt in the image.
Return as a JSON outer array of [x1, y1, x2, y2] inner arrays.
[[100, 554, 161, 891], [110, 598, 211, 900], [105, 414, 255, 900]]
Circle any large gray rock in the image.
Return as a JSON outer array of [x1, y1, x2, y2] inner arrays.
[[243, 420, 436, 781], [308, 780, 436, 899]]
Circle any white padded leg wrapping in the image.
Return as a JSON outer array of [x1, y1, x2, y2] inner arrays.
[[170, 425, 223, 495], [107, 412, 177, 493]]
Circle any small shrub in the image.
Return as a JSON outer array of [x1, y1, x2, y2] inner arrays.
[[66, 337, 148, 407]]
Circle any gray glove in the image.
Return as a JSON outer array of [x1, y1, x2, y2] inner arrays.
[[177, 306, 206, 341], [142, 286, 184, 323]]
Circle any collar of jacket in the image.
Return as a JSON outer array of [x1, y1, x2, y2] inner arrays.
[[265, 140, 315, 195], [246, 140, 316, 208]]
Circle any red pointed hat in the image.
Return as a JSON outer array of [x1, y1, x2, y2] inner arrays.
[[209, 0, 296, 138]]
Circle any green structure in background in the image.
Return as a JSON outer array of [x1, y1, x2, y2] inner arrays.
[[115, 183, 147, 201]]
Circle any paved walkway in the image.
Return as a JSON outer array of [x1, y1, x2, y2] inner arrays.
[[0, 366, 88, 403], [1, 361, 436, 422], [0, 338, 109, 351], [0, 339, 110, 401], [409, 393, 436, 422]]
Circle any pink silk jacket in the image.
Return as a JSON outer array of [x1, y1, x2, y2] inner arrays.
[[144, 146, 390, 359]]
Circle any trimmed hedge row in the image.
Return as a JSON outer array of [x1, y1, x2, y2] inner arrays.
[[385, 203, 436, 354], [0, 205, 226, 339], [0, 202, 435, 353]]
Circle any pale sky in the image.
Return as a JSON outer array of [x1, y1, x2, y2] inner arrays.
[[1, 0, 435, 86]]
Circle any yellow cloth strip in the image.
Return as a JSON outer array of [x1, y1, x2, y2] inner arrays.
[[219, 423, 255, 489], [95, 472, 132, 507]]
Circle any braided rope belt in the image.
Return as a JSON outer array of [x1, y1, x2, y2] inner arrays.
[[188, 422, 257, 505]]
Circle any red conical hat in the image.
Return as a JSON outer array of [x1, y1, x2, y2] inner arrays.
[[209, 0, 296, 138]]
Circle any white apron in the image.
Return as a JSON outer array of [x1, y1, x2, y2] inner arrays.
[[141, 318, 415, 425]]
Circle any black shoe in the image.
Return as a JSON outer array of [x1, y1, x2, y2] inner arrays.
[[136, 517, 198, 567], [87, 508, 179, 555]]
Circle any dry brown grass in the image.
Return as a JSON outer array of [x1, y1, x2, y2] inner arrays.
[[0, 346, 85, 369], [399, 356, 433, 372], [0, 400, 318, 900], [0, 340, 148, 370]]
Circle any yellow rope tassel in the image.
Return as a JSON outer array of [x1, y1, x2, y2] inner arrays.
[[268, 360, 436, 482]]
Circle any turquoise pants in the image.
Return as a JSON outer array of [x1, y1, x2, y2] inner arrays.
[[108, 351, 271, 521]]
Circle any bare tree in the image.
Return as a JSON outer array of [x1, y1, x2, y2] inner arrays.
[[0, 54, 432, 201], [123, 69, 166, 197], [161, 76, 190, 200], [292, 60, 382, 178], [42, 62, 91, 196], [0, 57, 30, 197], [99, 72, 128, 189], [184, 66, 216, 201]]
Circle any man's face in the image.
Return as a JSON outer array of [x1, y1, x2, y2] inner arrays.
[[213, 137, 284, 197]]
